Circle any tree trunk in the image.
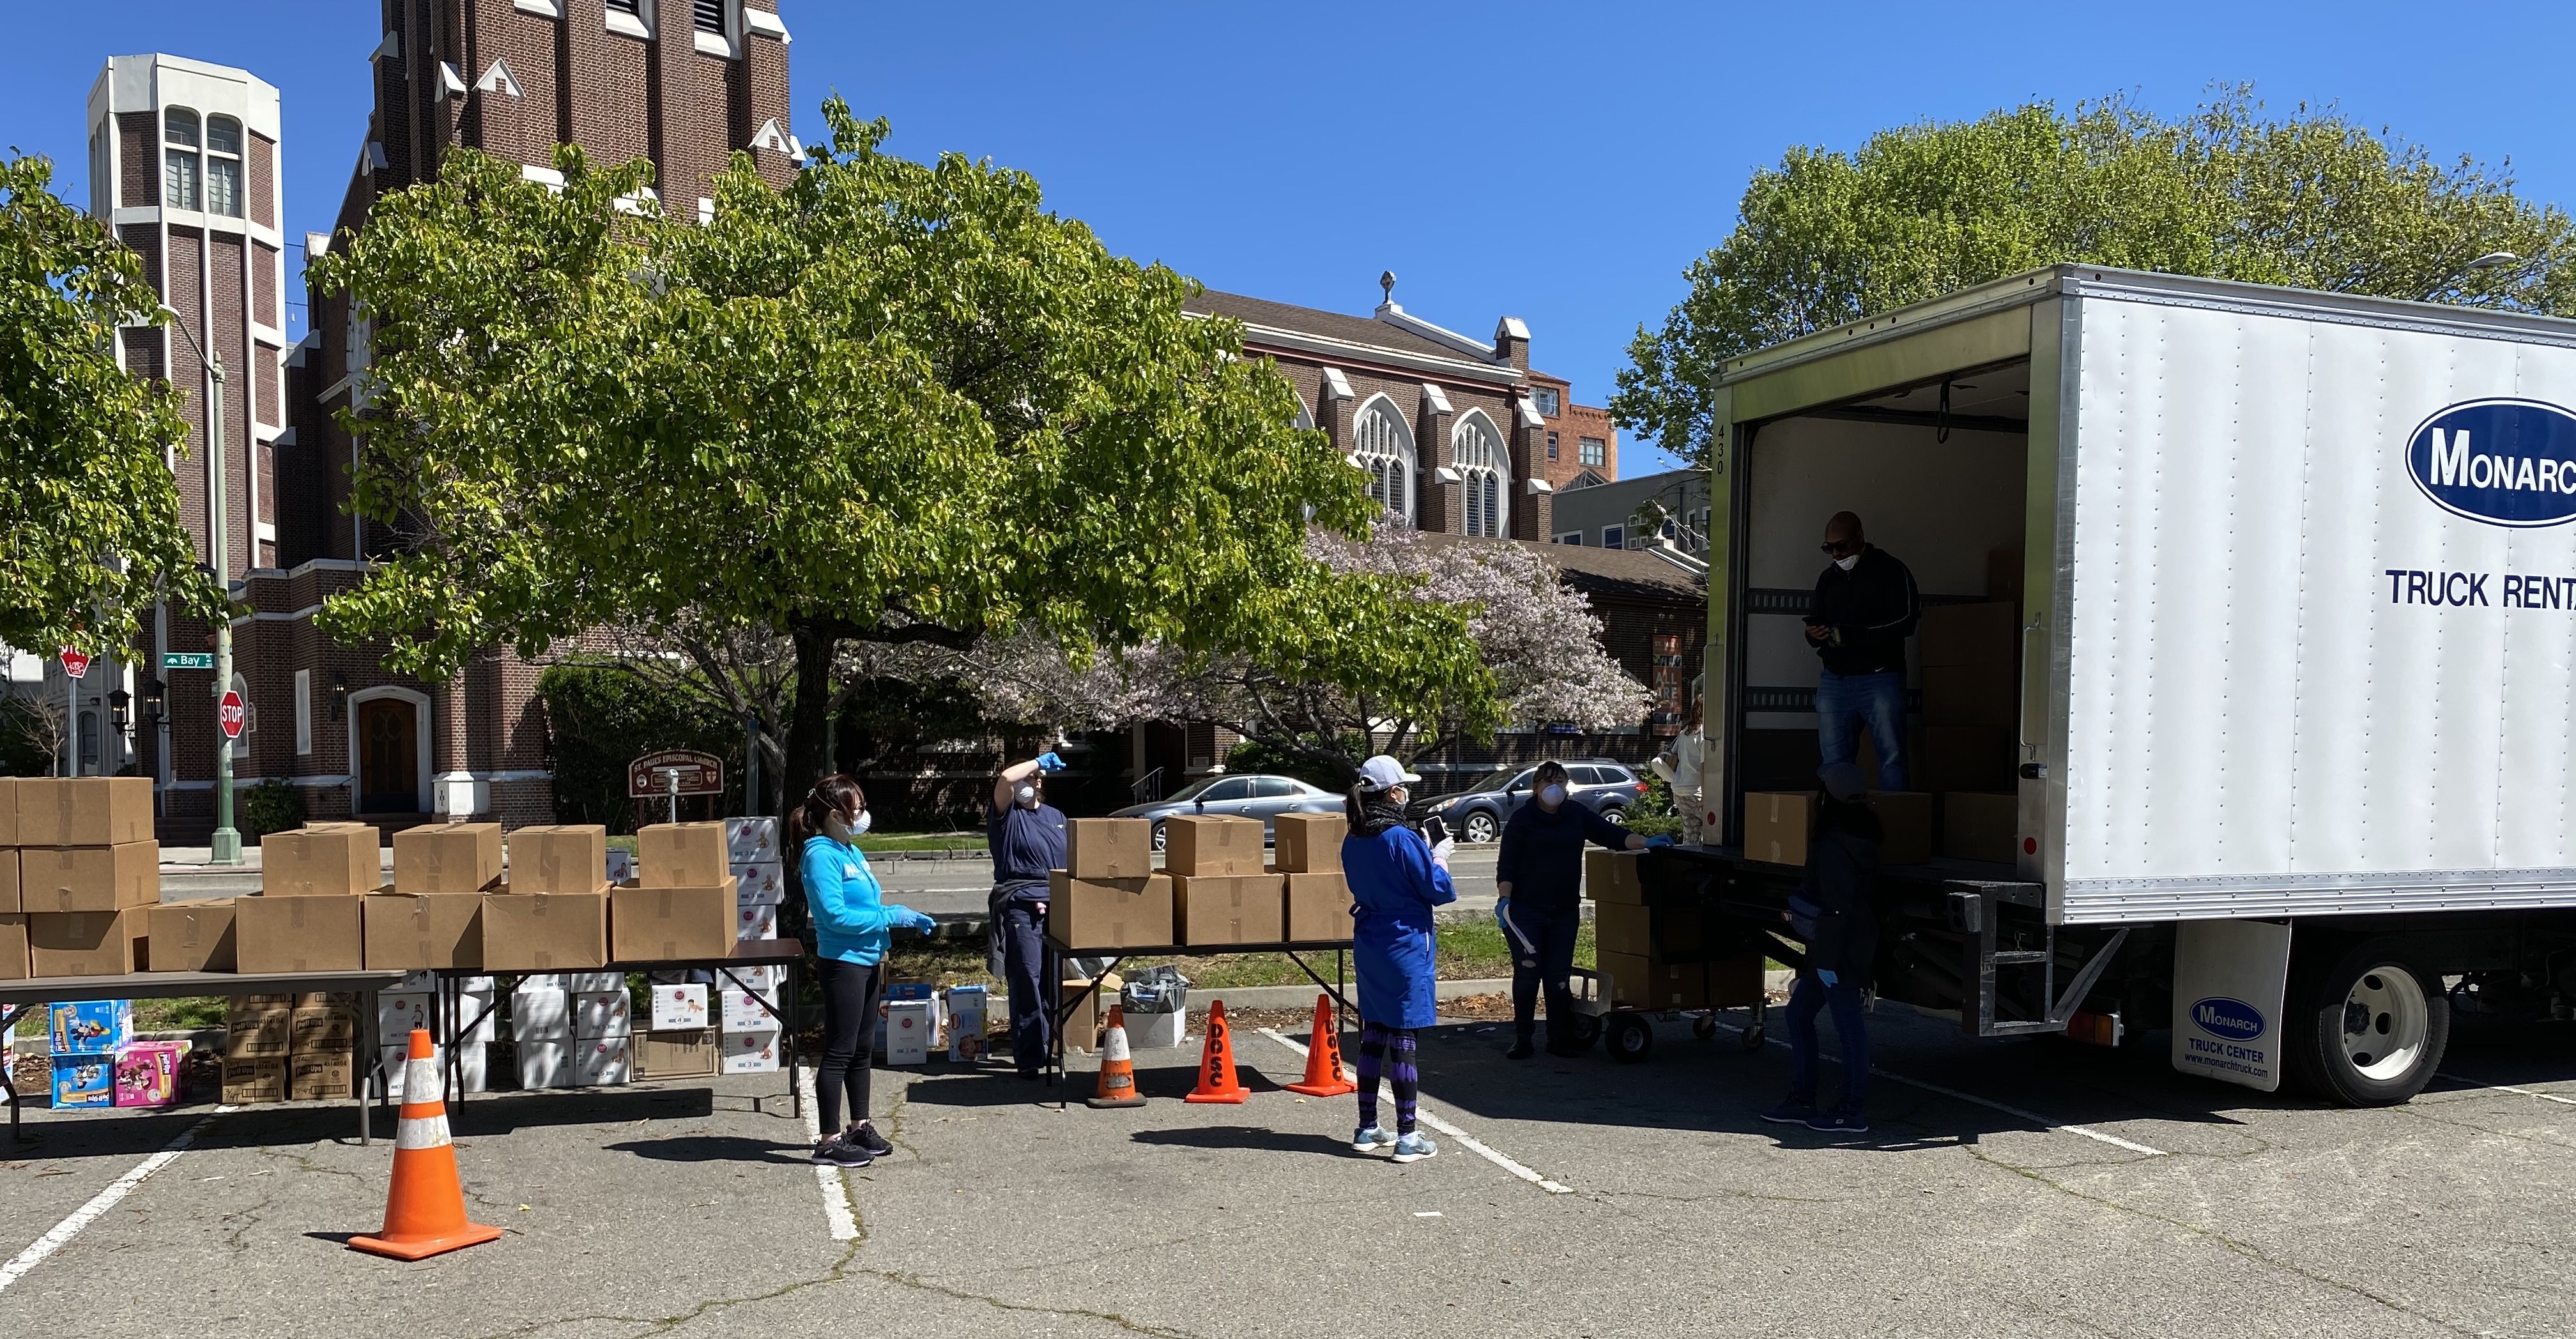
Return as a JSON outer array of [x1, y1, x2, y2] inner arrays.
[[785, 622, 838, 802]]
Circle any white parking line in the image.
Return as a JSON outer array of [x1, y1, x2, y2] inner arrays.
[[795, 1067, 861, 1241], [0, 1106, 233, 1295], [1258, 1028, 1575, 1194], [1706, 1017, 2168, 1156], [2437, 1072, 2576, 1106]]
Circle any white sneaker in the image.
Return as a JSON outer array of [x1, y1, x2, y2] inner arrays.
[[1392, 1132, 1438, 1163], [1351, 1124, 1396, 1152]]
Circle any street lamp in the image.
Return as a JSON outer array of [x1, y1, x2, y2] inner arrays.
[[153, 302, 241, 864], [2425, 250, 2522, 301]]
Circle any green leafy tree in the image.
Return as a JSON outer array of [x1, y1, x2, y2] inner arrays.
[[0, 154, 217, 654], [312, 102, 1491, 792], [1618, 89, 2576, 467]]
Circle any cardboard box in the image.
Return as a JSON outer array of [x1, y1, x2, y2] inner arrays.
[[290, 1005, 356, 1054], [17, 843, 158, 913], [1708, 951, 1767, 1009], [517, 1039, 571, 1089], [0, 777, 13, 846], [1272, 812, 1346, 874], [294, 991, 356, 1009], [114, 1041, 185, 1108], [637, 822, 730, 887], [290, 1053, 355, 1102], [511, 986, 571, 1040], [1943, 792, 2021, 864], [572, 1035, 631, 1086], [379, 991, 435, 1039], [525, 972, 620, 993], [946, 984, 989, 1062], [649, 984, 710, 1030], [509, 823, 608, 894], [1058, 974, 1120, 1054], [1917, 725, 2016, 793], [16, 777, 153, 847], [52, 1053, 117, 1108], [380, 1044, 489, 1100], [1598, 951, 1708, 1010], [1065, 818, 1153, 879], [224, 1009, 292, 1059], [391, 822, 503, 894], [736, 902, 779, 941], [884, 1000, 933, 1065], [730, 861, 786, 907], [605, 849, 634, 885], [50, 999, 132, 1054], [229, 991, 295, 1010], [1920, 601, 2020, 670], [1584, 848, 1646, 904], [147, 899, 237, 972], [1593, 901, 1704, 959], [234, 896, 365, 974], [613, 882, 736, 963], [260, 827, 379, 896], [222, 1055, 286, 1104], [363, 892, 484, 970], [1743, 792, 1817, 867], [1048, 871, 1172, 951], [1921, 663, 2018, 731], [1988, 546, 2024, 606], [1174, 873, 1284, 945], [724, 816, 780, 864], [1280, 870, 1353, 942], [1163, 815, 1265, 876], [721, 988, 779, 1032], [574, 990, 632, 1039], [0, 914, 26, 981], [1, 848, 18, 914], [721, 1028, 781, 1074], [1867, 791, 1935, 866], [480, 892, 610, 970], [28, 909, 146, 977], [635, 1028, 718, 1078]]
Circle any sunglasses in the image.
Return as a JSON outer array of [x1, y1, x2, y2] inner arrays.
[[1820, 539, 1861, 556]]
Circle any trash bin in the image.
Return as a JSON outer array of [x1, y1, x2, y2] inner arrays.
[[1121, 967, 1189, 1049]]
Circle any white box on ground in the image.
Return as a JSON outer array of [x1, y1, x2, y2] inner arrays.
[[884, 999, 935, 1065], [573, 1035, 631, 1086], [724, 816, 779, 864], [379, 991, 434, 1037], [1124, 1009, 1186, 1050], [517, 1039, 571, 1089], [394, 970, 438, 993], [648, 984, 710, 1030], [604, 849, 634, 885], [737, 904, 779, 940], [726, 964, 785, 994], [563, 972, 622, 993], [574, 990, 632, 1039], [383, 1044, 487, 1099], [720, 1029, 781, 1074], [946, 985, 989, 1062], [511, 988, 570, 1040], [731, 861, 786, 907], [648, 968, 714, 985], [721, 990, 779, 1032]]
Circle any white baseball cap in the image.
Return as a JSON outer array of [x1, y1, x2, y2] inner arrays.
[[1356, 755, 1422, 792]]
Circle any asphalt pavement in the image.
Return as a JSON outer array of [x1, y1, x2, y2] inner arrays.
[[6, 998, 2575, 1336]]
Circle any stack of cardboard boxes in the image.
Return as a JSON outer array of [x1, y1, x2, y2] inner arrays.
[[9, 777, 158, 977], [1050, 818, 1170, 951], [726, 817, 785, 946], [46, 1000, 131, 1108], [1271, 813, 1353, 943], [636, 981, 717, 1079], [1584, 852, 1763, 1012], [1916, 600, 2021, 864], [510, 972, 631, 1087], [483, 823, 607, 972], [374, 970, 494, 1098], [218, 991, 358, 1103]]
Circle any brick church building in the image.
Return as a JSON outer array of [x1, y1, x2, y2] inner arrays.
[[101, 1, 796, 841]]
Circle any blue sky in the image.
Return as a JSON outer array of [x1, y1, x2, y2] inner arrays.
[[9, 2, 2572, 471]]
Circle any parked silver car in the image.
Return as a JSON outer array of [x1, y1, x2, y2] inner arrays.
[[1106, 774, 1346, 850], [1422, 759, 1650, 845]]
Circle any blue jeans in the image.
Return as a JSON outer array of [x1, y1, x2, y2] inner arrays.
[[1784, 974, 1870, 1113], [1816, 670, 1908, 791]]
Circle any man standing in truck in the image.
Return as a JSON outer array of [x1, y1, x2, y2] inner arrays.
[[1805, 511, 1920, 790]]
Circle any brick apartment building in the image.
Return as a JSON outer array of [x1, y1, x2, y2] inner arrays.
[[106, 1, 795, 841]]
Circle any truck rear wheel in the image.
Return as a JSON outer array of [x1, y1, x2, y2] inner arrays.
[[2286, 938, 2450, 1106]]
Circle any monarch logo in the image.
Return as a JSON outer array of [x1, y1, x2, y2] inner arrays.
[[2189, 996, 2266, 1041], [2407, 399, 2576, 528]]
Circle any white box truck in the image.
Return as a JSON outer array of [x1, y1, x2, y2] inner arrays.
[[1664, 264, 2576, 1105]]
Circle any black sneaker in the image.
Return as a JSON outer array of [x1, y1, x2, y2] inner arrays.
[[1504, 1039, 1535, 1060], [811, 1134, 874, 1168], [847, 1122, 894, 1158]]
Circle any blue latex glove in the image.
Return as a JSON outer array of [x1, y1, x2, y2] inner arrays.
[[1035, 751, 1067, 773], [894, 907, 937, 932], [1815, 968, 1839, 988], [1644, 834, 1675, 850]]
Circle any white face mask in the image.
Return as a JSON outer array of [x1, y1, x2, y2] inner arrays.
[[1834, 553, 1860, 572], [1540, 784, 1567, 806], [1016, 783, 1039, 809], [823, 807, 872, 844]]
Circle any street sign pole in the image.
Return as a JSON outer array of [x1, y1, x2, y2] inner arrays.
[[162, 305, 240, 865], [64, 661, 77, 778]]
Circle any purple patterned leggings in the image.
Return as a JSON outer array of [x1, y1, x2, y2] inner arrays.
[[1355, 1021, 1421, 1134]]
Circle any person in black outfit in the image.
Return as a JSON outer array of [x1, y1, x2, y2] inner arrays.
[[988, 751, 1070, 1078], [1806, 510, 1920, 790], [1494, 760, 1668, 1059], [1763, 762, 1881, 1133]]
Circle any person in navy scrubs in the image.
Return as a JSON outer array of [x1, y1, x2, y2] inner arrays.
[[988, 751, 1070, 1078]]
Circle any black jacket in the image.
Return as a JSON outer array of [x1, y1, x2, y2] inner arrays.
[[1809, 547, 1920, 677], [1793, 806, 1880, 986], [1496, 800, 1631, 912]]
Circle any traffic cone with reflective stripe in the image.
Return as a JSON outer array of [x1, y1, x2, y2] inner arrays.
[[349, 1029, 504, 1261], [1183, 999, 1250, 1104], [1085, 1007, 1147, 1108], [1284, 993, 1357, 1097]]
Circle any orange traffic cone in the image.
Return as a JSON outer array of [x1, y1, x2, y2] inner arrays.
[[1086, 1007, 1147, 1109], [1183, 999, 1250, 1104], [349, 1029, 505, 1261], [1284, 993, 1357, 1097]]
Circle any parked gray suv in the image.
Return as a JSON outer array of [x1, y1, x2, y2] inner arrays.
[[1106, 774, 1346, 850], [1422, 760, 1649, 844]]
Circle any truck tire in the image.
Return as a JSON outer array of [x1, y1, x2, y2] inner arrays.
[[2285, 937, 2450, 1106]]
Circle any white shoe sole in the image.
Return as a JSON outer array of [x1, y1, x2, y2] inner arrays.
[[1391, 1147, 1436, 1163]]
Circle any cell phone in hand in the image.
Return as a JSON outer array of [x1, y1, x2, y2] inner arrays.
[[1421, 815, 1450, 846]]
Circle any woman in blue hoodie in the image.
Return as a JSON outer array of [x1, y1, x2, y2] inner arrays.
[[1340, 755, 1456, 1163], [793, 774, 936, 1168]]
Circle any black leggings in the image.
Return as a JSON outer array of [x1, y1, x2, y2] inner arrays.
[[817, 959, 882, 1135]]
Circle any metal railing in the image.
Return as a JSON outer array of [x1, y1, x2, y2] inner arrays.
[[1131, 767, 1165, 805]]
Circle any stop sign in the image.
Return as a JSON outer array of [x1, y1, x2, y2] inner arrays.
[[218, 689, 246, 740], [59, 647, 91, 679]]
